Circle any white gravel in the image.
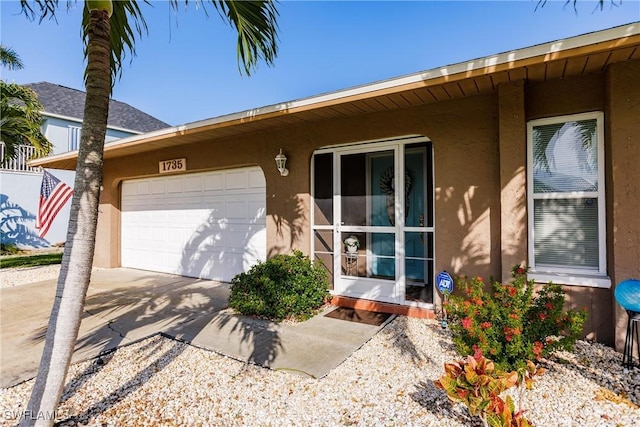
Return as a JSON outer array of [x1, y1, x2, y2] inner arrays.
[[0, 264, 63, 288], [1, 267, 639, 426]]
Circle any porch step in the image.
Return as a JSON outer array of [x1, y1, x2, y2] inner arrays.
[[330, 296, 435, 319]]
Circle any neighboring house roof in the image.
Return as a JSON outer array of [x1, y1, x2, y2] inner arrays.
[[24, 82, 170, 133], [32, 23, 640, 170]]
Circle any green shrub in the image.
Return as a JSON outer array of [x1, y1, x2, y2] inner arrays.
[[445, 265, 587, 371], [229, 250, 331, 321]]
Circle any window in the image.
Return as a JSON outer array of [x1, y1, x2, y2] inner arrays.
[[68, 126, 81, 151], [527, 112, 608, 287]]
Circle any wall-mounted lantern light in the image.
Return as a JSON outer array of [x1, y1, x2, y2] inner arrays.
[[275, 149, 289, 176]]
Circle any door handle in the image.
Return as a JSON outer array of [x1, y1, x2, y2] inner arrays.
[[419, 214, 424, 243]]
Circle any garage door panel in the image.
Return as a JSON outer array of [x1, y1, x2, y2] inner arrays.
[[225, 170, 249, 190], [184, 175, 203, 192], [166, 178, 183, 193], [226, 200, 249, 219], [204, 175, 223, 191], [249, 169, 265, 188], [122, 182, 138, 196], [150, 179, 165, 194], [137, 181, 150, 195], [183, 224, 261, 250], [139, 226, 152, 242], [121, 167, 266, 282], [250, 201, 266, 218]]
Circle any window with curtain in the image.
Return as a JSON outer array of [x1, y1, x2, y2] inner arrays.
[[527, 112, 606, 279]]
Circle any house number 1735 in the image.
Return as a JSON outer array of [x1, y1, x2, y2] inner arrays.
[[159, 158, 186, 174]]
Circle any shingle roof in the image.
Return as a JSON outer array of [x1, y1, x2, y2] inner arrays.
[[24, 82, 170, 133]]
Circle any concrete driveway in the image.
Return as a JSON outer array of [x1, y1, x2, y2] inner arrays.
[[1, 268, 389, 388]]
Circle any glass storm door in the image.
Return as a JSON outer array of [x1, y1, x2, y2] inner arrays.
[[403, 145, 434, 305], [312, 138, 434, 305]]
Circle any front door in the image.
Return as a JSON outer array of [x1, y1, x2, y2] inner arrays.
[[312, 137, 434, 306]]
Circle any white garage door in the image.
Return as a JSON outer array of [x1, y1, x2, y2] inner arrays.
[[121, 167, 266, 282]]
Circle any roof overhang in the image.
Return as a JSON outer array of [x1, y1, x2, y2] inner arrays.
[[31, 23, 640, 170], [41, 111, 144, 135]]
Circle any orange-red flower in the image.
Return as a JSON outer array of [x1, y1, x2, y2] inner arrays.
[[462, 317, 473, 330], [472, 298, 484, 306], [532, 341, 544, 358]]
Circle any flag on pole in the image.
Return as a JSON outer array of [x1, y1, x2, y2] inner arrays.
[[36, 170, 73, 238]]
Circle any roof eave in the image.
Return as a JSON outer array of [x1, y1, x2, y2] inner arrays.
[[30, 22, 640, 170]]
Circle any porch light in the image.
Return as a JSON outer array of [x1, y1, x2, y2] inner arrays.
[[275, 149, 289, 176]]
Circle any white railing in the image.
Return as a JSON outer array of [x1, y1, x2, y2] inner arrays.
[[0, 142, 42, 172]]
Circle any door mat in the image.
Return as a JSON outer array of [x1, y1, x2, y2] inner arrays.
[[324, 307, 392, 326]]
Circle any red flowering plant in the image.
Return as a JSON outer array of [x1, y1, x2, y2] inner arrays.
[[445, 264, 587, 371]]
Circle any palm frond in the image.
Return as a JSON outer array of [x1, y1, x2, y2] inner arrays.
[[0, 45, 25, 70], [0, 81, 52, 163], [19, 0, 63, 23], [536, 0, 618, 12], [20, 1, 150, 90], [167, 0, 279, 76], [216, 0, 279, 75]]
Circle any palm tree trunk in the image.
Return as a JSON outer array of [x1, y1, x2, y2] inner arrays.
[[21, 8, 111, 427]]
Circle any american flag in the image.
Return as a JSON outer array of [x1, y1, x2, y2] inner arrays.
[[36, 170, 73, 238]]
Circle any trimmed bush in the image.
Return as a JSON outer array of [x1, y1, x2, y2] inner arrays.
[[229, 250, 331, 321]]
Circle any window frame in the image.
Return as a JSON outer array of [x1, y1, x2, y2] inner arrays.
[[526, 111, 609, 288], [68, 125, 82, 151]]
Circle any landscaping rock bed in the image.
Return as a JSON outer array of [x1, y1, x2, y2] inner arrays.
[[1, 267, 638, 426]]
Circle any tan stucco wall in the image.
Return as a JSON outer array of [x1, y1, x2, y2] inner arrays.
[[97, 94, 502, 289], [525, 73, 605, 120], [498, 81, 527, 282], [607, 59, 640, 351], [93, 62, 639, 346]]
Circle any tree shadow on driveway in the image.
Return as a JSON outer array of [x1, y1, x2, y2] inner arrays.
[[13, 269, 285, 419], [17, 269, 283, 389]]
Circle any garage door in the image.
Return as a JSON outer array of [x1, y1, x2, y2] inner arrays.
[[121, 167, 266, 282]]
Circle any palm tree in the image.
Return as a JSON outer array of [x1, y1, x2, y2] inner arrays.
[[1, 44, 25, 70], [0, 46, 51, 165], [17, 1, 278, 425]]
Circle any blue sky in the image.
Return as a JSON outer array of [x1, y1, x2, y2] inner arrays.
[[1, 1, 638, 126]]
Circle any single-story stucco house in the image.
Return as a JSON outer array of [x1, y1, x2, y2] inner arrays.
[[33, 23, 639, 352]]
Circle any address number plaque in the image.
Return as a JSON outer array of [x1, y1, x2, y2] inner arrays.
[[159, 158, 186, 174]]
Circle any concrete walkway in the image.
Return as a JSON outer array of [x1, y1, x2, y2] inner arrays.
[[0, 268, 390, 388]]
